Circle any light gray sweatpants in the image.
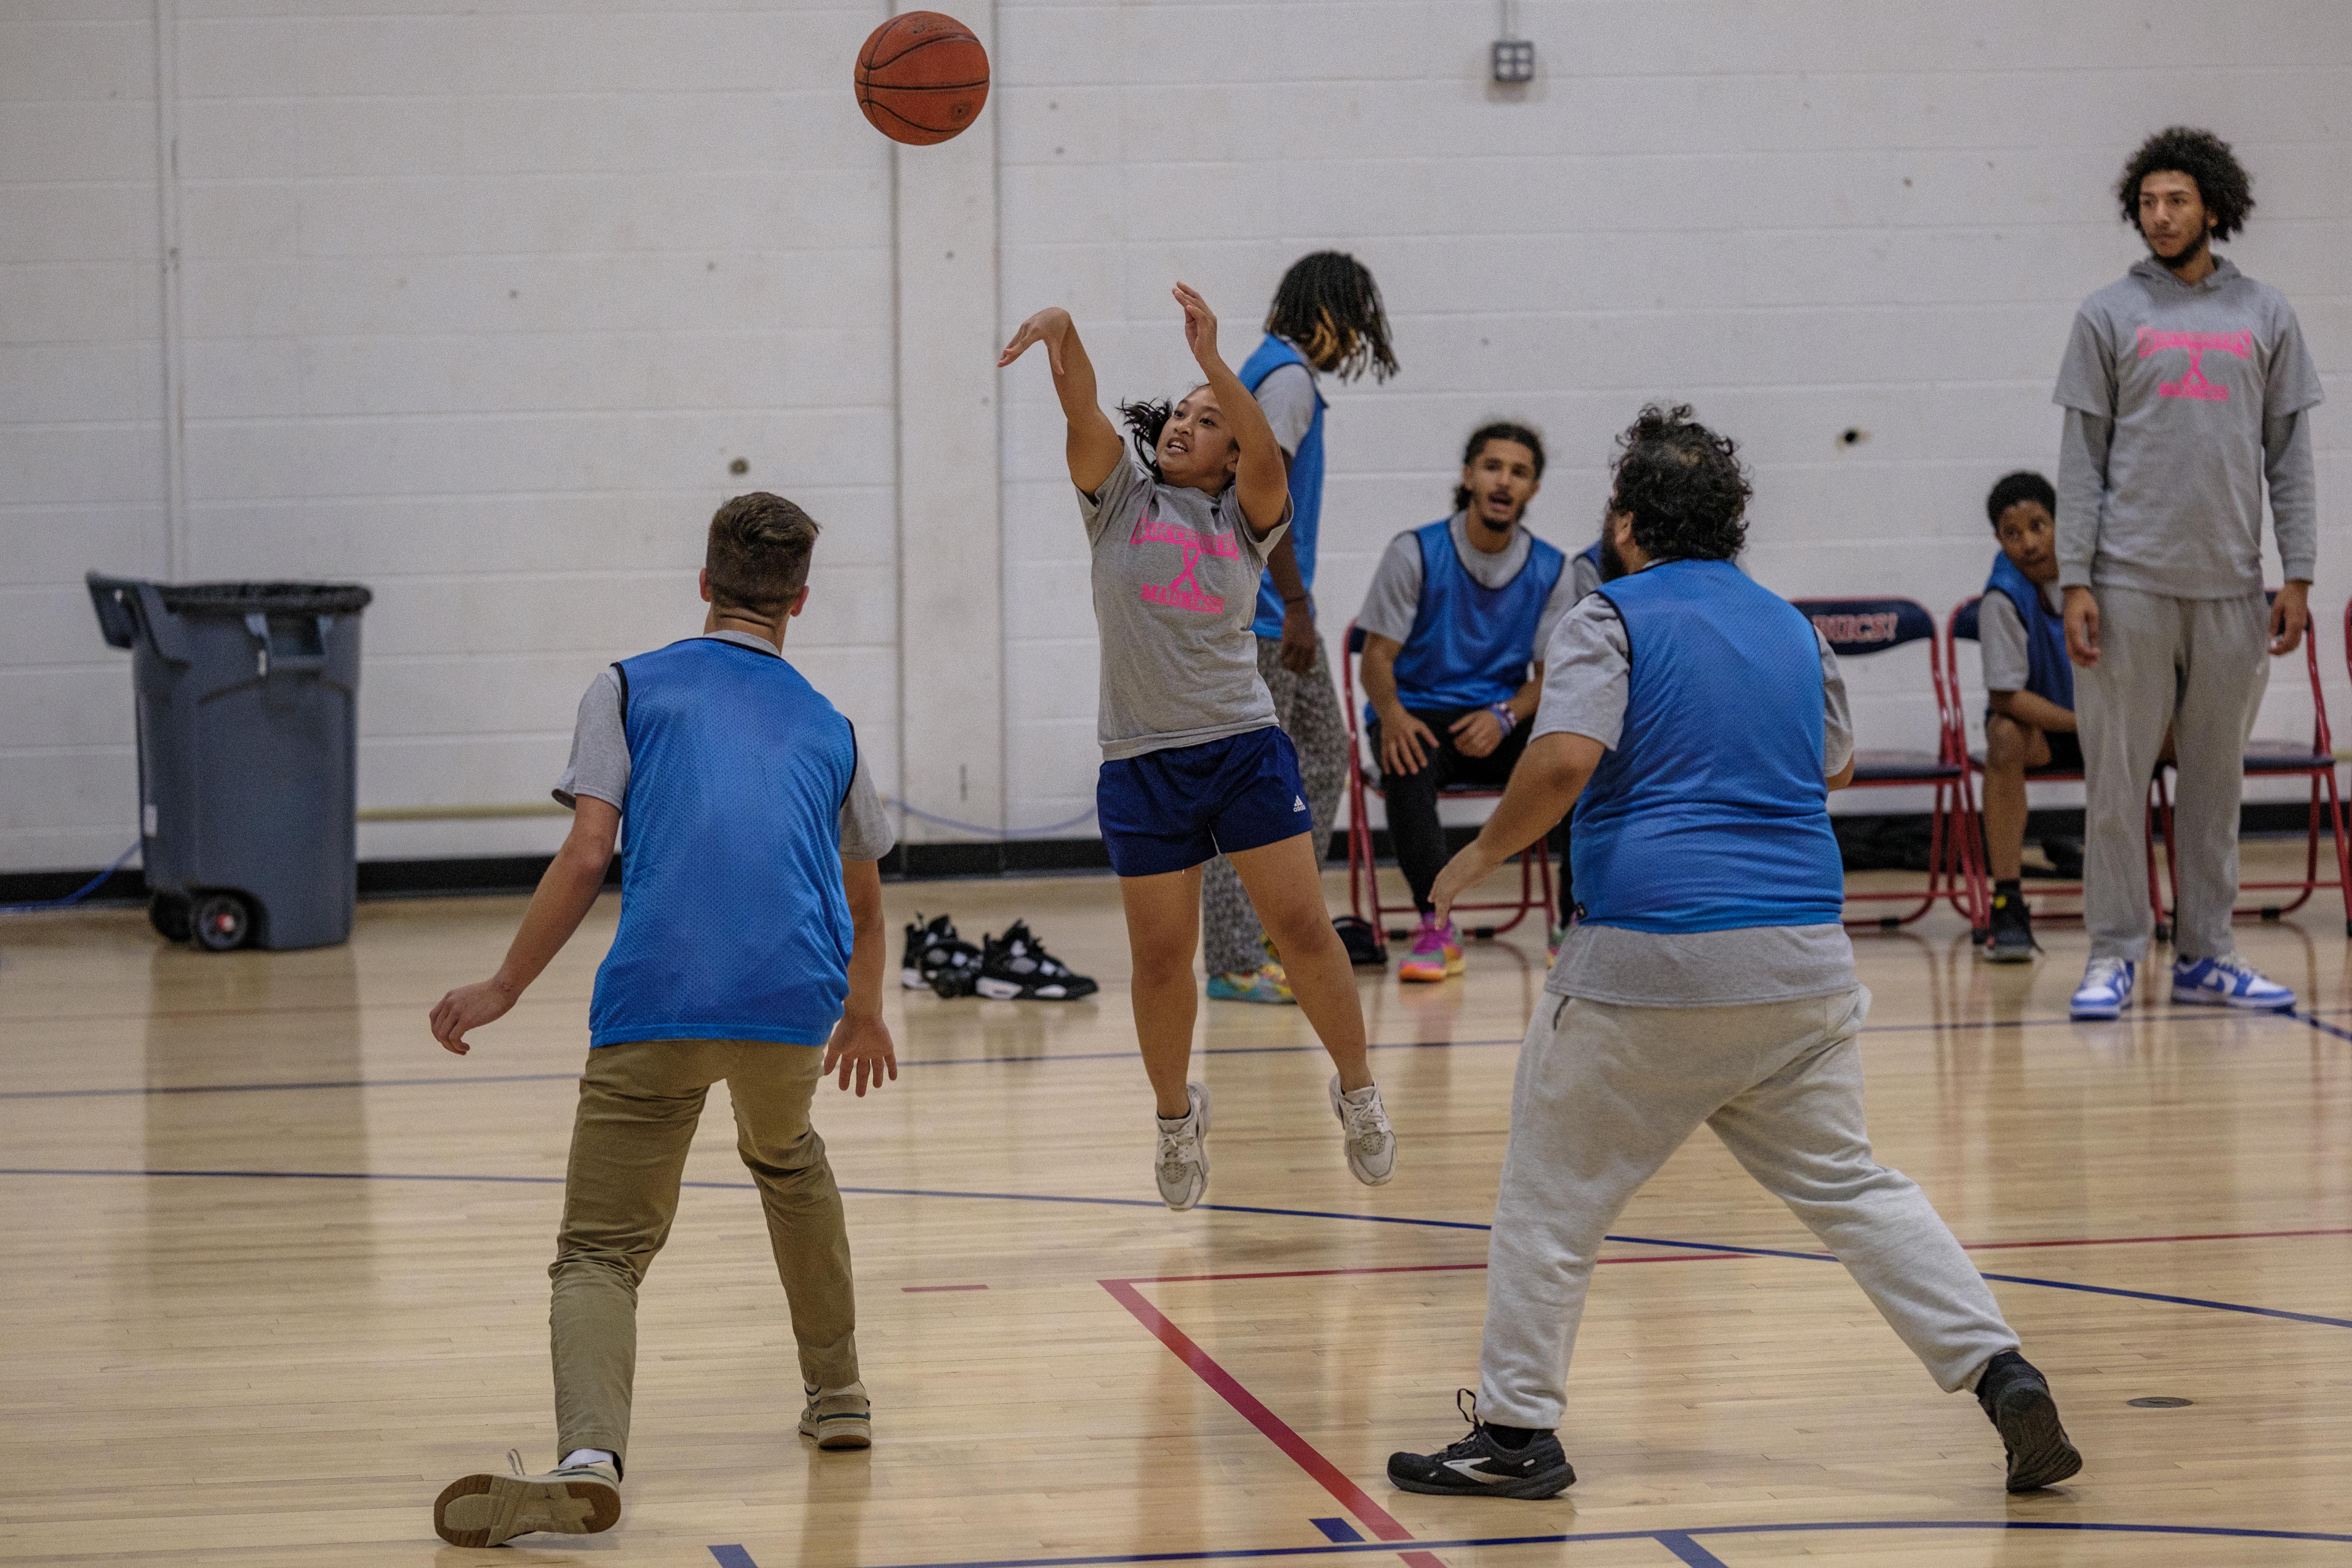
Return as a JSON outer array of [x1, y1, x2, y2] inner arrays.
[[1478, 986, 2018, 1431], [2076, 587, 2268, 963]]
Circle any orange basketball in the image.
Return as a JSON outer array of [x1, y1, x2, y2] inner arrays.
[[855, 11, 990, 146]]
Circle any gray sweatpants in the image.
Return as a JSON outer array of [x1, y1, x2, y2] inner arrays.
[[2077, 587, 2268, 963], [1201, 636, 1349, 976], [1478, 986, 2018, 1430]]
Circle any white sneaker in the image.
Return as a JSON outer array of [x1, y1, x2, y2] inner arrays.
[[434, 1449, 621, 1548], [1328, 1074, 1396, 1186], [2171, 954, 2295, 1010], [1155, 1083, 1211, 1210], [2069, 957, 2136, 1020], [799, 1380, 872, 1449]]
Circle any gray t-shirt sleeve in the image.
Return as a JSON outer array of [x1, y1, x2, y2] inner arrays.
[[1533, 568, 1584, 667], [1354, 532, 1426, 645], [553, 669, 629, 810], [1530, 595, 1631, 747], [1977, 589, 2032, 693], [837, 741, 897, 861], [1254, 363, 1318, 457], [1818, 632, 1853, 778], [1078, 457, 1149, 545], [2052, 308, 2117, 417]]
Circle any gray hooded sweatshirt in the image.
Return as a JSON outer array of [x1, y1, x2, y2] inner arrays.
[[2053, 255, 2322, 599]]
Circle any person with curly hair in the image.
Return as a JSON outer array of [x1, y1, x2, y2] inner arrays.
[[1386, 406, 2080, 1501], [2055, 126, 2324, 1020], [1198, 252, 1398, 1006], [997, 284, 1395, 1210]]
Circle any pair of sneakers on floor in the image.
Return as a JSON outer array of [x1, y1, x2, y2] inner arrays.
[[2069, 952, 2294, 1020], [1152, 1075, 1395, 1210], [901, 914, 1098, 1002], [431, 1385, 871, 1548], [1389, 1348, 2081, 1500], [1395, 913, 1567, 983]]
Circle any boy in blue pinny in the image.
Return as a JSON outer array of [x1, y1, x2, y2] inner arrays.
[[425, 493, 898, 1547]]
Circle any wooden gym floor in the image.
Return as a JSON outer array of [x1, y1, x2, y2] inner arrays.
[[4, 847, 2351, 1566]]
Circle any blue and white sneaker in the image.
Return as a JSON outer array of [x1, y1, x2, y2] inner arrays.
[[2069, 958, 2135, 1020], [2171, 955, 2294, 1011]]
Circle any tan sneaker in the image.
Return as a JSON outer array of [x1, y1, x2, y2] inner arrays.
[[800, 1381, 872, 1449], [434, 1449, 620, 1547]]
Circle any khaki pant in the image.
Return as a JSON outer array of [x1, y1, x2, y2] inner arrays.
[[550, 1038, 858, 1469], [1478, 986, 2017, 1430]]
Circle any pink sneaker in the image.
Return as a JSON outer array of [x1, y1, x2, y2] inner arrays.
[[1397, 916, 1462, 983]]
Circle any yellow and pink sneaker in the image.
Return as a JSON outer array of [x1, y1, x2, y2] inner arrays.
[[1398, 916, 1463, 983]]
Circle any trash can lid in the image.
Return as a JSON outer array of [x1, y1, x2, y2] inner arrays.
[[154, 581, 373, 616]]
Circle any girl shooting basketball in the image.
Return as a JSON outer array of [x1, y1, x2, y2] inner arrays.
[[998, 283, 1395, 1208]]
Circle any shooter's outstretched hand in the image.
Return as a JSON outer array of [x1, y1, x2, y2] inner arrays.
[[999, 307, 1073, 375], [1173, 282, 1220, 367]]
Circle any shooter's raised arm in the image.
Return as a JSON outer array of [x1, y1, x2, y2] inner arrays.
[[1171, 282, 1288, 538], [1000, 306, 1124, 497]]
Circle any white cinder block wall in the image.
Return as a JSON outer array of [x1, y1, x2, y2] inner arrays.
[[4, 1, 2346, 873]]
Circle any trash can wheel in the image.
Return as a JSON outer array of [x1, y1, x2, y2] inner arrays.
[[148, 893, 192, 944], [190, 892, 253, 952]]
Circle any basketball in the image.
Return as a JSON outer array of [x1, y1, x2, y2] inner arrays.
[[855, 11, 989, 146]]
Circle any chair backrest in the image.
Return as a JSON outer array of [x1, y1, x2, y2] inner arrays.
[[1346, 622, 1368, 654], [1950, 595, 1982, 644], [1790, 597, 1939, 659]]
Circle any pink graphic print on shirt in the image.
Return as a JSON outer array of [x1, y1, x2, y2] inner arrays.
[[2137, 326, 2253, 402], [1132, 510, 1237, 614]]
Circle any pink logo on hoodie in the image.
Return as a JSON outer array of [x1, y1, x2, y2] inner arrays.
[[2137, 327, 2252, 402]]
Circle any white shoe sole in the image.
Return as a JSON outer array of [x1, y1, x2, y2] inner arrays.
[[900, 967, 927, 990], [435, 1471, 620, 1548], [2170, 986, 2294, 1010]]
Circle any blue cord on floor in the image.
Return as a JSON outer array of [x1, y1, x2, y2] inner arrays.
[[0, 841, 140, 915]]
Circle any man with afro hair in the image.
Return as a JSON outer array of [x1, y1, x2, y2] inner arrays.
[[2054, 127, 2324, 1020]]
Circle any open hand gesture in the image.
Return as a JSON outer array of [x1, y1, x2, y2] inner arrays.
[[823, 1013, 899, 1097], [999, 307, 1074, 374], [1173, 282, 1220, 367]]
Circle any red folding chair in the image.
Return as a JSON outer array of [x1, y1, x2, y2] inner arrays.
[[1792, 597, 1984, 932], [1944, 595, 2168, 942], [1340, 622, 1553, 939], [2147, 592, 2352, 935]]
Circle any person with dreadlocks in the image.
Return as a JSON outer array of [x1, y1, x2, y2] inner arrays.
[[2057, 126, 2322, 1021], [1387, 405, 2080, 1501], [997, 282, 1397, 1210], [1198, 251, 1399, 1005]]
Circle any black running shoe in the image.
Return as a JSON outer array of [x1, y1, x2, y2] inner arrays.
[[1387, 1390, 1573, 1500], [974, 921, 1098, 1001], [1975, 1350, 2082, 1492], [903, 913, 982, 994], [1985, 890, 2036, 964]]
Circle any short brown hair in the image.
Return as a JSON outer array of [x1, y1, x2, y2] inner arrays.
[[706, 492, 819, 616]]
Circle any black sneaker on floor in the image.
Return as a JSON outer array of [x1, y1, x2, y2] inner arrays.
[[2040, 835, 2084, 880], [1985, 891, 2036, 963], [1975, 1350, 2082, 1492], [1387, 1390, 1574, 1500], [903, 913, 982, 995], [975, 921, 1098, 1001]]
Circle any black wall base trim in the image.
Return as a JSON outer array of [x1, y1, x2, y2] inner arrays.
[[2, 803, 2334, 906]]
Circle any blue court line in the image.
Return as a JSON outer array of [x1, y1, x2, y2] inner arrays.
[[3, 1166, 2345, 1331], [1653, 1534, 1729, 1568], [708, 1548, 758, 1568], [706, 1517, 2352, 1568], [1307, 1520, 1363, 1545], [9, 999, 2339, 1102]]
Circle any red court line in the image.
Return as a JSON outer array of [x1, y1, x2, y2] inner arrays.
[[1125, 1254, 1744, 1286], [1098, 1279, 1445, 1568], [904, 1283, 991, 1292]]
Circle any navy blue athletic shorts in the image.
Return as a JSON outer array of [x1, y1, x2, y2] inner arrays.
[[1097, 726, 1312, 878]]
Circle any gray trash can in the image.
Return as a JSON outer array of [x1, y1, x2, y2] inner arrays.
[[87, 573, 371, 951]]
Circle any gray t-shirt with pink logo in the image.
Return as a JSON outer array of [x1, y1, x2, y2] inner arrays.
[[1081, 458, 1291, 761]]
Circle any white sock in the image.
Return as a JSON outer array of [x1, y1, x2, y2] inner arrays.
[[561, 1448, 616, 1471]]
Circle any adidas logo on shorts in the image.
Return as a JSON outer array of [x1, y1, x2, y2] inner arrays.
[[1293, 796, 1307, 812]]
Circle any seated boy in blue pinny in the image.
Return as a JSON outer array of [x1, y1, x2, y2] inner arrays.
[[425, 493, 898, 1548]]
